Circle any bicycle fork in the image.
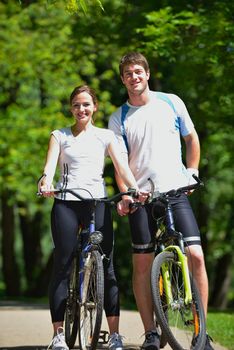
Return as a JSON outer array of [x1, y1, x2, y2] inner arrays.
[[162, 246, 192, 306], [161, 202, 193, 306]]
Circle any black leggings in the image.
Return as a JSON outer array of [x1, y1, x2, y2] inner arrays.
[[49, 198, 119, 322]]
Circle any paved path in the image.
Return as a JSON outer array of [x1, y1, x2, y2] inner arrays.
[[0, 303, 227, 350]]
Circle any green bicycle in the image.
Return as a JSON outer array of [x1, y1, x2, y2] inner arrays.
[[149, 177, 206, 350]]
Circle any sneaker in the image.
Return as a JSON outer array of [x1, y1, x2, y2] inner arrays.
[[142, 330, 160, 350], [108, 332, 123, 350], [48, 327, 69, 350]]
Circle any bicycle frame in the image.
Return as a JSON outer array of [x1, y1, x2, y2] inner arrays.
[[78, 201, 103, 304]]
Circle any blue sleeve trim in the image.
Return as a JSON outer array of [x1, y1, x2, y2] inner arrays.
[[121, 103, 130, 152], [156, 92, 180, 132]]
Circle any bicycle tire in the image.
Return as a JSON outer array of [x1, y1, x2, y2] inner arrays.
[[154, 314, 168, 348], [64, 256, 79, 349], [151, 251, 206, 350], [78, 250, 104, 350], [154, 297, 168, 348]]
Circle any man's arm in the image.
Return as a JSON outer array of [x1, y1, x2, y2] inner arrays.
[[183, 129, 200, 169]]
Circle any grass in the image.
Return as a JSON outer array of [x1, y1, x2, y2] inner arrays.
[[206, 309, 234, 350]]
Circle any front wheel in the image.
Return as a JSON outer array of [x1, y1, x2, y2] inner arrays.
[[64, 256, 79, 349], [78, 250, 104, 350], [151, 251, 206, 350]]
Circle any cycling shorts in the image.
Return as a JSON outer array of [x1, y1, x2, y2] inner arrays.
[[128, 193, 201, 253]]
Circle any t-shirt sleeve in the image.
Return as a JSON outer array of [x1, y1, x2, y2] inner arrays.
[[170, 94, 195, 136], [51, 129, 61, 145], [108, 110, 128, 154]]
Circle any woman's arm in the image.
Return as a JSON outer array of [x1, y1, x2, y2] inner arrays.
[[107, 138, 139, 190], [39, 135, 60, 194], [107, 137, 149, 215]]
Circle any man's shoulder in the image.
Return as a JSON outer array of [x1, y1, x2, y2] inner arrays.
[[152, 91, 185, 111], [108, 105, 123, 128]]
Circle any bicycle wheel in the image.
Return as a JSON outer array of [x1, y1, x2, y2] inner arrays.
[[151, 251, 206, 350], [78, 250, 104, 350], [154, 313, 168, 348], [64, 256, 79, 349]]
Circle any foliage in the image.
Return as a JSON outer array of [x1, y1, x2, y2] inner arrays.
[[18, 0, 104, 14], [0, 0, 233, 309]]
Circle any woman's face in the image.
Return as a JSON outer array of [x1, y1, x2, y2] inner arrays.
[[70, 91, 97, 125]]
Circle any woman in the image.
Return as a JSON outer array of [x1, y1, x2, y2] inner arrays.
[[38, 85, 145, 350]]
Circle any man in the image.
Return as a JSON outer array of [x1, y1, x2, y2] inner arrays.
[[108, 52, 213, 350]]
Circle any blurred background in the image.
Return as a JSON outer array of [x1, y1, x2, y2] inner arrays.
[[0, 0, 233, 315]]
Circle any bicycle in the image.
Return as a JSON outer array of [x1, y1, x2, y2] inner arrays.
[[131, 176, 206, 350], [38, 183, 137, 350], [149, 176, 207, 350]]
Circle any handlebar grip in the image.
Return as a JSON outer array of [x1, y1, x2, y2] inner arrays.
[[129, 202, 142, 209]]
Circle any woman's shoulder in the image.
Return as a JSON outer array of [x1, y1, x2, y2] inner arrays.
[[92, 126, 114, 136], [51, 127, 71, 143], [52, 126, 71, 134], [51, 127, 71, 137], [92, 126, 115, 144]]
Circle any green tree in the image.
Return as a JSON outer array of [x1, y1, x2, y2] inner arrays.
[[1, 0, 233, 309]]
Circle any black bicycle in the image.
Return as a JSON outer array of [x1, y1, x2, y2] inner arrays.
[[38, 184, 137, 350]]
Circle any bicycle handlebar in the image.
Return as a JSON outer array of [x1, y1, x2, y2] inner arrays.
[[37, 187, 137, 205], [129, 175, 203, 209], [148, 175, 204, 203]]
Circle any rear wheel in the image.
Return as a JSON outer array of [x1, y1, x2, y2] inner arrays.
[[78, 250, 104, 350], [151, 251, 206, 350]]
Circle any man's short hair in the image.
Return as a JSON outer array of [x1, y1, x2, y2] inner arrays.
[[119, 52, 149, 76]]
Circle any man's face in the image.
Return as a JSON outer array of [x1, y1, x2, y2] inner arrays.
[[121, 64, 150, 95]]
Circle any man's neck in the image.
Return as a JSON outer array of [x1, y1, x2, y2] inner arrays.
[[128, 87, 151, 106]]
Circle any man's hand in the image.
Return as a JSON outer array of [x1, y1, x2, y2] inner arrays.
[[186, 168, 199, 194]]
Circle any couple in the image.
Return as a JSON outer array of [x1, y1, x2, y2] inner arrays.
[[39, 52, 213, 350]]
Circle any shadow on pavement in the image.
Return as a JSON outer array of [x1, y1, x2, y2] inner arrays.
[[0, 347, 139, 350], [0, 348, 49, 350]]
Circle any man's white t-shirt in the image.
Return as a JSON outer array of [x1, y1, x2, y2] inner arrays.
[[52, 125, 115, 200], [108, 91, 195, 192]]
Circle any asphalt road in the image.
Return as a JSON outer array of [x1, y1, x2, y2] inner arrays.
[[0, 302, 228, 350]]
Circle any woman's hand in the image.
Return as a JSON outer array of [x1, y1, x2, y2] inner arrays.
[[117, 195, 134, 216], [117, 191, 150, 216], [39, 182, 55, 197]]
